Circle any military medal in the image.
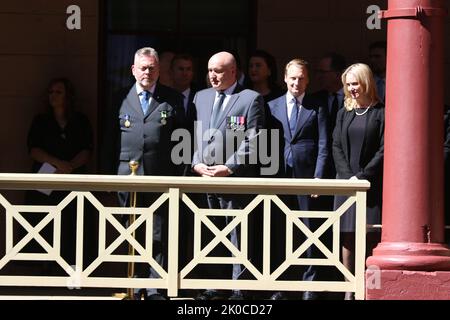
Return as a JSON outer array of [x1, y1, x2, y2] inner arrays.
[[124, 114, 131, 128], [160, 110, 168, 125], [231, 116, 237, 131], [238, 116, 245, 130], [227, 116, 246, 131]]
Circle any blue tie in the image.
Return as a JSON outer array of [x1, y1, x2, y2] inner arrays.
[[210, 91, 225, 128], [289, 97, 299, 136], [286, 97, 298, 168], [140, 91, 150, 115]]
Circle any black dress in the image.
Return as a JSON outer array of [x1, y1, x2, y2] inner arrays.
[[27, 111, 93, 174], [333, 106, 384, 232], [24, 111, 93, 265]]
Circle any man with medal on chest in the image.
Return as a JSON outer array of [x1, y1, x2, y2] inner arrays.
[[192, 51, 265, 300], [116, 47, 183, 300]]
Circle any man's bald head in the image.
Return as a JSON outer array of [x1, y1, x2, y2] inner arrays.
[[209, 52, 236, 69], [208, 51, 237, 91]]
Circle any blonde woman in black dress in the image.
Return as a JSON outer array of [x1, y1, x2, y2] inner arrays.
[[332, 63, 385, 299]]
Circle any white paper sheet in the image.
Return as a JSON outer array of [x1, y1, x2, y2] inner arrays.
[[36, 162, 56, 195]]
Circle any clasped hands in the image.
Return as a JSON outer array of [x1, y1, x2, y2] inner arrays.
[[54, 160, 74, 174], [193, 163, 231, 177]]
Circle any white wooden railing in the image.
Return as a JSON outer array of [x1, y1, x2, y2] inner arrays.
[[0, 174, 369, 299]]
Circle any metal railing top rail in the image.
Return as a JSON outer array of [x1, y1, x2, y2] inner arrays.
[[0, 173, 370, 195]]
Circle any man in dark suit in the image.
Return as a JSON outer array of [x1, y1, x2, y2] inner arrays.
[[192, 51, 265, 300], [169, 53, 202, 277], [312, 53, 348, 299], [116, 47, 183, 300], [368, 41, 387, 103], [313, 53, 347, 199], [268, 59, 329, 300], [314, 53, 347, 147], [170, 53, 198, 173]]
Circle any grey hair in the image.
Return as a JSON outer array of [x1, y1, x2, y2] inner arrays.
[[134, 47, 159, 63]]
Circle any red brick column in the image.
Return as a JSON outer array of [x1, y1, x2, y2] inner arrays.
[[366, 0, 450, 299]]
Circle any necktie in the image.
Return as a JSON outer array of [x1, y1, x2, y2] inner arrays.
[[140, 90, 150, 115], [286, 98, 298, 168], [210, 91, 225, 128], [289, 97, 299, 136], [183, 94, 189, 114]]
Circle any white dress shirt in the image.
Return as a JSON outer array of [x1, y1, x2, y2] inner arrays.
[[286, 92, 305, 121]]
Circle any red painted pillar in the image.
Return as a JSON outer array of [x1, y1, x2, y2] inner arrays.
[[366, 0, 450, 299]]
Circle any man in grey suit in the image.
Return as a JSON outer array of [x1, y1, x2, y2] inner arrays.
[[117, 47, 183, 300], [192, 51, 265, 300]]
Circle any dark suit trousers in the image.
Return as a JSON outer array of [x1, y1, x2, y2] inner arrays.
[[200, 193, 251, 281], [118, 191, 167, 295], [285, 165, 321, 282]]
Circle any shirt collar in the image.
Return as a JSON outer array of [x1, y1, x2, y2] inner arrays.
[[238, 73, 245, 86], [286, 92, 305, 105], [218, 81, 238, 97], [136, 82, 156, 96], [182, 88, 191, 99]]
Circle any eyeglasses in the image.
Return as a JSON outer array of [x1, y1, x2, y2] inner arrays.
[[139, 66, 157, 73]]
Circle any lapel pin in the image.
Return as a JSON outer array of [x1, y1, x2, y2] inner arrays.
[[160, 110, 168, 125], [124, 114, 131, 128]]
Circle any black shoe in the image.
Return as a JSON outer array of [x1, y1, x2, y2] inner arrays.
[[195, 290, 224, 300], [302, 291, 319, 300], [270, 292, 287, 300], [133, 289, 147, 300], [146, 293, 167, 300]]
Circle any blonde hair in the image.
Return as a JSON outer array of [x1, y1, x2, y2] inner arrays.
[[284, 58, 309, 75], [341, 63, 379, 111]]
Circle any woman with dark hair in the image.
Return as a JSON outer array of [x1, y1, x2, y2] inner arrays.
[[24, 78, 93, 267], [247, 49, 283, 103], [27, 78, 92, 175]]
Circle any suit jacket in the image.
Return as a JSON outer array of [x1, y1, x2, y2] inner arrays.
[[186, 87, 198, 133], [175, 86, 198, 136], [313, 89, 345, 178], [177, 87, 198, 176], [117, 82, 183, 177], [332, 103, 385, 206], [268, 93, 329, 179], [192, 84, 265, 177]]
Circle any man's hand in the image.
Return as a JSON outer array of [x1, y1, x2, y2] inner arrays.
[[192, 163, 214, 177], [311, 177, 320, 198], [205, 165, 231, 177]]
